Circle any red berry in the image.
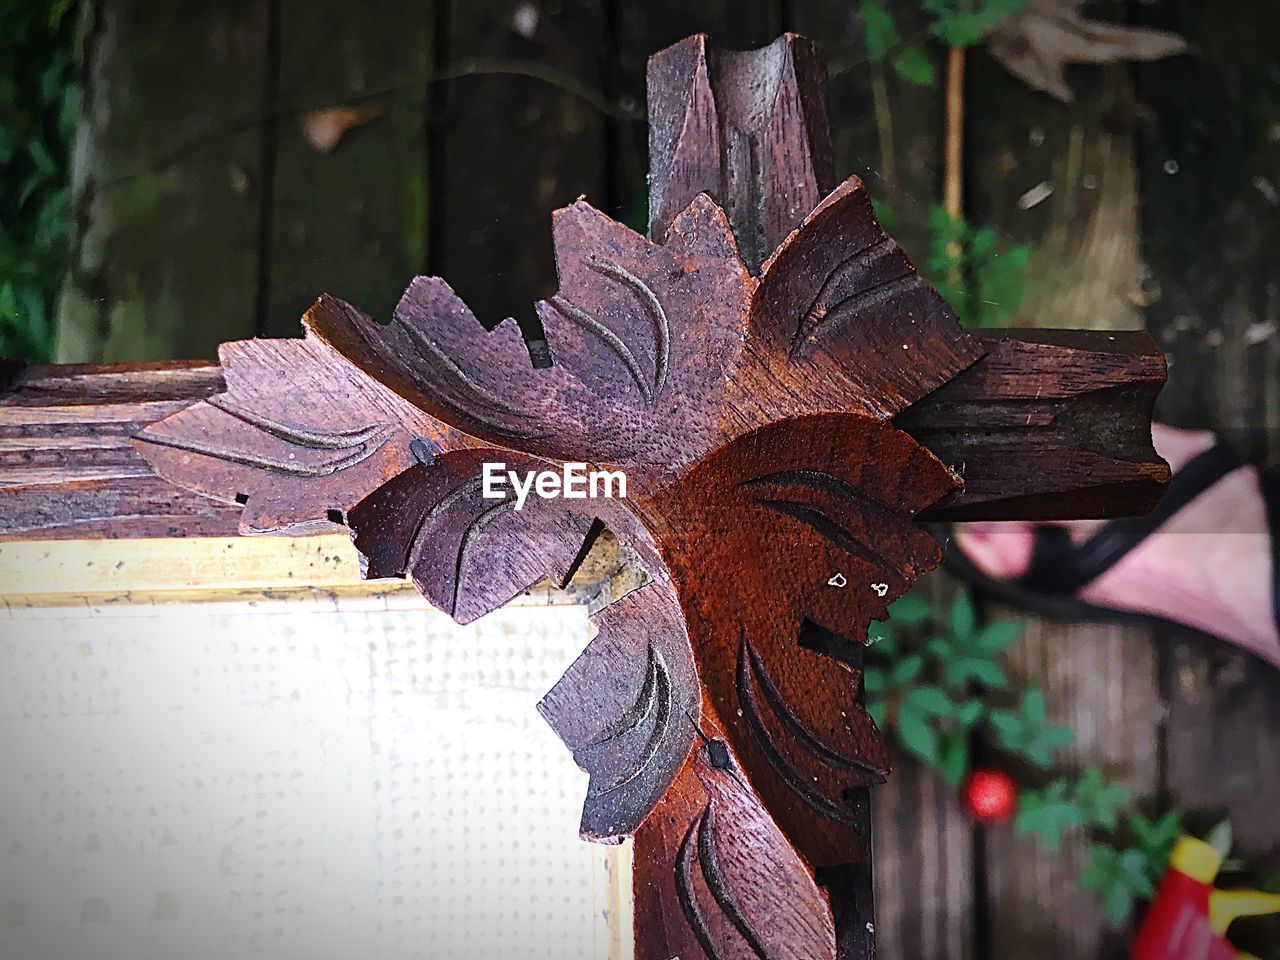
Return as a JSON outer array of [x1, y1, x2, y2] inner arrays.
[[962, 768, 1018, 824]]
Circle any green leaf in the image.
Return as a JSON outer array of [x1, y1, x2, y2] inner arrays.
[[894, 686, 957, 771], [863, 666, 889, 696], [891, 654, 926, 686], [948, 594, 976, 638], [1129, 809, 1183, 872], [1073, 768, 1131, 830], [1015, 780, 1084, 852], [975, 620, 1021, 654], [862, 1, 900, 61], [943, 653, 1008, 690], [890, 46, 937, 88], [922, 0, 1030, 49], [901, 686, 952, 716], [1080, 843, 1157, 926], [954, 699, 985, 728], [888, 594, 933, 626], [937, 730, 970, 786], [897, 708, 940, 766], [986, 690, 1074, 768]]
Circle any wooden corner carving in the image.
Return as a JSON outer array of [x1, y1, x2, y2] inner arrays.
[[0, 32, 1171, 960]]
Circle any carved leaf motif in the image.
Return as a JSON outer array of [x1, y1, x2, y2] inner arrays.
[[133, 296, 446, 534], [312, 195, 754, 475], [656, 412, 958, 868], [537, 584, 700, 841], [346, 449, 601, 624], [750, 176, 985, 419], [646, 738, 839, 960]]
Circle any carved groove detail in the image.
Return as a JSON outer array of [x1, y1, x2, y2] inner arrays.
[[586, 256, 672, 401], [399, 321, 542, 437], [676, 803, 773, 960], [790, 238, 916, 358], [451, 498, 516, 615], [403, 476, 485, 574], [735, 636, 868, 827], [581, 644, 673, 797], [741, 637, 886, 783], [754, 498, 899, 581], [136, 404, 392, 479], [547, 295, 655, 405]]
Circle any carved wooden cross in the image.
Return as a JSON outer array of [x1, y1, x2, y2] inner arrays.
[[0, 33, 1169, 960]]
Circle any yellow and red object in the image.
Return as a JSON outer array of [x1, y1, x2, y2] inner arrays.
[[1132, 835, 1280, 960]]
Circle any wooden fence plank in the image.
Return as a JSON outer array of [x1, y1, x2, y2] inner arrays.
[[265, 0, 434, 334], [434, 0, 607, 329], [791, 2, 945, 259], [1134, 0, 1280, 461], [1133, 6, 1280, 953], [965, 33, 1148, 328], [57, 0, 272, 362], [983, 617, 1161, 959], [963, 13, 1171, 957]]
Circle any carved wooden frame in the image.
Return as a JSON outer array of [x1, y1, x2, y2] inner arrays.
[[0, 33, 1170, 960]]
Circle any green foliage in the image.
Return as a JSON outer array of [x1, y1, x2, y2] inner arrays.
[[870, 200, 1033, 329], [926, 207, 1033, 328], [926, 596, 1019, 688], [0, 1, 78, 362], [867, 586, 1208, 926], [1128, 809, 1184, 871], [1015, 779, 1086, 852], [921, 0, 1030, 48], [861, 0, 1029, 87], [987, 690, 1075, 768], [1071, 768, 1132, 831], [1081, 842, 1158, 925], [1015, 770, 1130, 851], [861, 1, 937, 87], [866, 595, 1022, 786]]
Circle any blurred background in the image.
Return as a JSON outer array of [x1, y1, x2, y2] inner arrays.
[[1, 0, 1277, 958]]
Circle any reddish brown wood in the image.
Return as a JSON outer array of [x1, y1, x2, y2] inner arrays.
[[648, 33, 835, 272], [0, 31, 1170, 960], [0, 329, 1167, 540]]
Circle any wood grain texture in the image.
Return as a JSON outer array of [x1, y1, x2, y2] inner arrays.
[[1132, 11, 1280, 955], [983, 616, 1161, 960], [903, 328, 1169, 520], [265, 0, 433, 332], [0, 362, 240, 538], [56, 0, 271, 362], [0, 324, 1166, 541], [128, 41, 990, 954], [2, 25, 1174, 960], [647, 33, 834, 272]]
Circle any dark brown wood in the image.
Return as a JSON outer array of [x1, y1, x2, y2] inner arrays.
[[0, 362, 241, 538], [648, 33, 835, 272], [904, 328, 1170, 520], [0, 29, 1171, 960], [0, 326, 1167, 541]]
